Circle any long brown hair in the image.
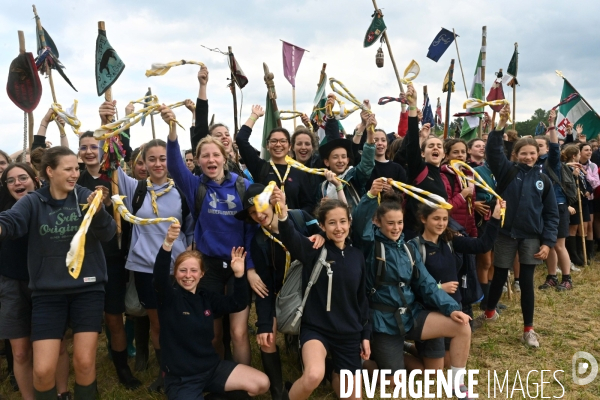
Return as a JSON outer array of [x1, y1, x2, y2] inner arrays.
[[417, 204, 456, 242]]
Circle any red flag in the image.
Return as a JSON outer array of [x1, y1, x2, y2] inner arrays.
[[228, 52, 248, 89], [486, 72, 505, 112]]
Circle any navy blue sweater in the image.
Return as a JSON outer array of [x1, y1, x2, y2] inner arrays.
[[278, 216, 371, 340], [154, 248, 248, 377]]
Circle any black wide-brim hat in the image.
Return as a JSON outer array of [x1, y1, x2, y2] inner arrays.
[[234, 183, 266, 221], [318, 138, 353, 163]]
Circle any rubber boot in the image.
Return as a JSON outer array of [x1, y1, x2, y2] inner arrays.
[[576, 237, 587, 266], [147, 349, 164, 393], [33, 386, 57, 400], [74, 380, 97, 399], [111, 349, 141, 390], [261, 349, 289, 400], [566, 236, 584, 266], [134, 316, 150, 372], [125, 317, 136, 358], [586, 240, 595, 264], [479, 282, 490, 311]]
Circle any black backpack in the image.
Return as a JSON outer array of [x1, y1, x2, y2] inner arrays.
[[544, 160, 578, 206]]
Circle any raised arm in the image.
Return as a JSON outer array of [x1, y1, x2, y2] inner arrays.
[[405, 84, 427, 181], [452, 202, 502, 254], [153, 224, 180, 302], [353, 114, 376, 191], [235, 106, 267, 179], [191, 65, 210, 152], [485, 104, 513, 182], [0, 195, 33, 241], [206, 247, 249, 316]]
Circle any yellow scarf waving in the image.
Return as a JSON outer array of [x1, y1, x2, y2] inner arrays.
[[66, 190, 103, 279], [111, 195, 180, 226], [145, 60, 205, 77], [284, 156, 349, 184], [385, 178, 453, 210]]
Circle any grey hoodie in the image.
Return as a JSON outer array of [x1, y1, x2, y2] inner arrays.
[[0, 185, 116, 296]]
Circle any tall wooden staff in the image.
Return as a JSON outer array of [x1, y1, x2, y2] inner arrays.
[[371, 0, 405, 110], [228, 46, 239, 135], [148, 87, 156, 139], [452, 28, 469, 99], [32, 5, 66, 137], [263, 63, 282, 128], [479, 26, 487, 138], [490, 69, 503, 130], [512, 43, 518, 129], [443, 59, 455, 139], [577, 179, 588, 266], [17, 31, 35, 155]]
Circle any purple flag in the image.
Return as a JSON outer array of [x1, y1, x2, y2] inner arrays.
[[282, 41, 305, 88]]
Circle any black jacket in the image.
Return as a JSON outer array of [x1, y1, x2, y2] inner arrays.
[[0, 185, 115, 295], [154, 248, 248, 377]]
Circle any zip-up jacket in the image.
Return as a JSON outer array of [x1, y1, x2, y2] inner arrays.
[[440, 164, 477, 237], [352, 194, 460, 336], [154, 247, 248, 377], [278, 216, 371, 340], [535, 143, 566, 204], [486, 128, 559, 247], [0, 185, 115, 296]]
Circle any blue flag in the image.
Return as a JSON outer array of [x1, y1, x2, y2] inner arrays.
[[422, 93, 434, 127], [426, 28, 455, 62]]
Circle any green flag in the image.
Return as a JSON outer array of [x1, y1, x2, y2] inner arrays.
[[261, 95, 279, 161], [95, 28, 125, 96], [505, 45, 518, 87], [556, 80, 600, 140], [363, 11, 386, 48], [460, 51, 484, 141]]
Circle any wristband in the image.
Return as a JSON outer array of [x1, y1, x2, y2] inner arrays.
[[336, 185, 343, 192], [437, 283, 442, 289], [409, 106, 417, 110], [366, 192, 376, 199], [249, 116, 257, 122], [163, 240, 173, 249], [278, 213, 288, 222], [40, 124, 47, 129]]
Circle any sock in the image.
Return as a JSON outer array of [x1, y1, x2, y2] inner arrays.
[[524, 326, 534, 333], [514, 278, 520, 284], [451, 366, 466, 387], [548, 274, 557, 280], [484, 309, 496, 319], [562, 274, 571, 282]]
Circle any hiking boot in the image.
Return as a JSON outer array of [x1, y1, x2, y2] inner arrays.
[[472, 311, 499, 329], [513, 281, 521, 293], [556, 279, 573, 291], [502, 283, 507, 293], [539, 275, 558, 290], [521, 330, 540, 348]]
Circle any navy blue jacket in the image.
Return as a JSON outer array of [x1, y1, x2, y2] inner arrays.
[[535, 142, 567, 204], [486, 128, 559, 247]]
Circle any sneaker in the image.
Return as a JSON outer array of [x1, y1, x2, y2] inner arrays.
[[570, 262, 581, 272], [556, 279, 573, 291], [454, 384, 477, 399], [539, 276, 558, 290], [472, 311, 499, 329], [521, 330, 540, 348], [513, 281, 521, 293], [502, 283, 507, 293]]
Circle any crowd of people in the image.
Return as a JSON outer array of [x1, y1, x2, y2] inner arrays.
[[0, 64, 597, 400]]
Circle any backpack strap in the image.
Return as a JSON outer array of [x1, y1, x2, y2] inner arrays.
[[414, 166, 429, 186], [132, 179, 147, 216], [290, 247, 329, 329], [495, 165, 519, 196], [374, 240, 387, 287], [173, 185, 190, 232]]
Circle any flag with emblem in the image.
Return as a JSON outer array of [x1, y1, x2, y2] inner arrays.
[[363, 10, 386, 47], [422, 93, 434, 127], [556, 79, 600, 140], [95, 27, 125, 96], [310, 65, 328, 142], [486, 71, 505, 112], [282, 41, 305, 88], [427, 28, 455, 62], [460, 51, 484, 140]]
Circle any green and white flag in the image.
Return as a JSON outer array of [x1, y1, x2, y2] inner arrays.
[[363, 11, 386, 48], [556, 80, 600, 140], [310, 69, 328, 142], [460, 51, 484, 141]]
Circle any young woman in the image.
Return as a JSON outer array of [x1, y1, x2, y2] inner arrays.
[[236, 105, 316, 214], [234, 184, 322, 399], [352, 179, 475, 399], [163, 105, 255, 367], [467, 138, 485, 168], [0, 150, 11, 180], [441, 139, 477, 237], [272, 192, 370, 400], [129, 146, 148, 180], [291, 126, 318, 166], [184, 149, 196, 173], [155, 224, 269, 400], [578, 142, 600, 261], [535, 111, 574, 291], [413, 200, 502, 368], [0, 147, 116, 399], [404, 83, 448, 239], [480, 105, 559, 348], [365, 129, 407, 190], [77, 131, 141, 389]]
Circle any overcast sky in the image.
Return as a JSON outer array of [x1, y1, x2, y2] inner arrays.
[[1, 0, 599, 155]]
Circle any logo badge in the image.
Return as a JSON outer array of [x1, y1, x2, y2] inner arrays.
[[536, 180, 544, 191], [204, 310, 211, 317]]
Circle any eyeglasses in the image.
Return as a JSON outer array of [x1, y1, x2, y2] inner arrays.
[[6, 174, 30, 186], [79, 145, 99, 152], [268, 139, 289, 145]]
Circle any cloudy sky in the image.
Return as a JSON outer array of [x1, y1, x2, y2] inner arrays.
[[1, 0, 599, 155]]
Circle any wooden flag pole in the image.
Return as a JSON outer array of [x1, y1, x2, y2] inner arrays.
[[148, 87, 156, 139], [512, 43, 518, 129], [444, 59, 455, 139], [479, 26, 487, 139], [228, 46, 240, 136], [490, 68, 503, 130], [452, 28, 469, 99], [18, 30, 35, 154], [210, 114, 215, 126], [577, 179, 588, 266], [98, 20, 122, 247], [33, 5, 65, 138], [371, 0, 406, 112], [292, 87, 297, 129]]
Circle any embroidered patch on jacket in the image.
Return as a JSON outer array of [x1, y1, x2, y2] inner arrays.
[[204, 310, 211, 317], [83, 277, 96, 283], [536, 180, 544, 191]]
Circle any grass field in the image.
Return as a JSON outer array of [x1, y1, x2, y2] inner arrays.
[[0, 264, 598, 399]]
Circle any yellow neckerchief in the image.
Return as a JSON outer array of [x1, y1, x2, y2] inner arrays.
[[446, 161, 473, 214], [145, 60, 205, 77], [146, 178, 175, 216], [284, 156, 349, 184], [112, 195, 179, 225], [261, 227, 292, 281], [449, 160, 506, 226], [66, 190, 103, 279], [384, 177, 453, 209], [270, 160, 291, 191]]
